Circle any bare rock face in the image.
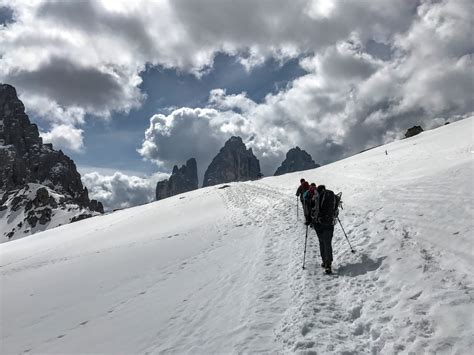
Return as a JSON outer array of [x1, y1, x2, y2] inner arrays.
[[0, 84, 103, 241], [405, 125, 424, 138], [0, 84, 88, 202], [203, 137, 262, 187], [274, 147, 320, 176], [156, 158, 198, 200], [0, 184, 97, 240], [89, 199, 104, 214]]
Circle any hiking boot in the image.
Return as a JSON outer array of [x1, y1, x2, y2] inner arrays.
[[325, 266, 332, 274]]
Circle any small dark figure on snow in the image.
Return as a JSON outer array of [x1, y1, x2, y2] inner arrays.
[[311, 185, 338, 274]]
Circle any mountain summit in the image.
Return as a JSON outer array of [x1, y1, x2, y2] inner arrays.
[[274, 146, 320, 176], [203, 136, 261, 187]]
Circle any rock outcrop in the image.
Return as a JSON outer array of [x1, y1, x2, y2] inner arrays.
[[405, 125, 424, 138], [203, 137, 262, 187], [274, 147, 320, 176], [0, 83, 103, 241], [156, 158, 198, 200]]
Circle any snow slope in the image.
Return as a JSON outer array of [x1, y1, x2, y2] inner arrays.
[[1, 118, 473, 354]]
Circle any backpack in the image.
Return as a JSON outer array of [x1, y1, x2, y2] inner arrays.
[[303, 190, 312, 201], [316, 189, 341, 226]]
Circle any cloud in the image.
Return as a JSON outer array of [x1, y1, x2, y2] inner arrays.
[[139, 0, 473, 176], [40, 124, 84, 153], [81, 171, 169, 211], [0, 0, 419, 123], [138, 107, 233, 179], [5, 57, 143, 118]]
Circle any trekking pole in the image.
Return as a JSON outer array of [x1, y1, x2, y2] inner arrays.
[[296, 196, 299, 220], [302, 224, 309, 269], [337, 217, 355, 253]]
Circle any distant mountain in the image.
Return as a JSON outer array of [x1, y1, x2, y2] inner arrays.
[[156, 158, 198, 200], [274, 147, 320, 176], [203, 136, 262, 187], [0, 84, 103, 242]]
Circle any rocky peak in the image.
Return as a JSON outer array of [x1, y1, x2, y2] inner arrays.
[[1, 84, 87, 202], [0, 83, 103, 241], [156, 158, 198, 200], [274, 147, 320, 176], [203, 136, 262, 187]]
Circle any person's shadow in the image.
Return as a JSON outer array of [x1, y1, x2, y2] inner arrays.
[[338, 254, 386, 277]]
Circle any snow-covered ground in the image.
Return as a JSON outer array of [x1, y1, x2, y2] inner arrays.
[[1, 118, 473, 354]]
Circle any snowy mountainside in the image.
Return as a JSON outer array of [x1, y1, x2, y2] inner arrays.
[[1, 117, 473, 354], [0, 183, 98, 242]]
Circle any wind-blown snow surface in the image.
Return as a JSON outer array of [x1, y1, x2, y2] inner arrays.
[[1, 118, 473, 354]]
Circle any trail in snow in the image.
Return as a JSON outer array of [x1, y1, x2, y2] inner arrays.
[[1, 118, 473, 354]]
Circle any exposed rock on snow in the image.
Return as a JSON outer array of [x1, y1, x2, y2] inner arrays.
[[203, 136, 262, 187], [0, 184, 96, 240], [274, 146, 320, 176], [405, 125, 424, 138], [0, 84, 103, 241], [156, 158, 198, 200]]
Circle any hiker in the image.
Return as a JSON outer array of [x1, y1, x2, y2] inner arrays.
[[303, 183, 317, 225], [296, 179, 309, 206], [311, 184, 337, 274]]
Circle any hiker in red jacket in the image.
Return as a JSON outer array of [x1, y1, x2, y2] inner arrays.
[[303, 183, 317, 225]]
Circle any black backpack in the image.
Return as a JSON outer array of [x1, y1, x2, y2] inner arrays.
[[316, 189, 341, 226]]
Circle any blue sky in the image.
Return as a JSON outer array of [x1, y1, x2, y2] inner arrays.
[[1, 0, 472, 210]]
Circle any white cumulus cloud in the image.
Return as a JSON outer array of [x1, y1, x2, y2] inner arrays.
[[40, 124, 84, 153], [82, 171, 169, 211]]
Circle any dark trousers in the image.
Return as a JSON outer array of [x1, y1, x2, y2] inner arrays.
[[303, 200, 314, 223], [315, 225, 334, 266]]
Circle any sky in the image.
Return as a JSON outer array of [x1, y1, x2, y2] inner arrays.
[[0, 0, 472, 210]]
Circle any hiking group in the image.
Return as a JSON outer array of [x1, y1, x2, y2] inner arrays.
[[296, 178, 342, 274]]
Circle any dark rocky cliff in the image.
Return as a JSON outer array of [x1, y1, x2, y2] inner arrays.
[[203, 137, 261, 187], [274, 147, 320, 176], [0, 84, 103, 241], [156, 158, 198, 200]]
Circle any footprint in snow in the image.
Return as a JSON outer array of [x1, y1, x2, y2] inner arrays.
[[301, 322, 314, 336], [409, 290, 423, 300]]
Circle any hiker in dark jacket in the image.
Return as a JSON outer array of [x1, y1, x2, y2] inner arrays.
[[312, 185, 335, 274], [295, 179, 307, 203], [296, 180, 310, 213]]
